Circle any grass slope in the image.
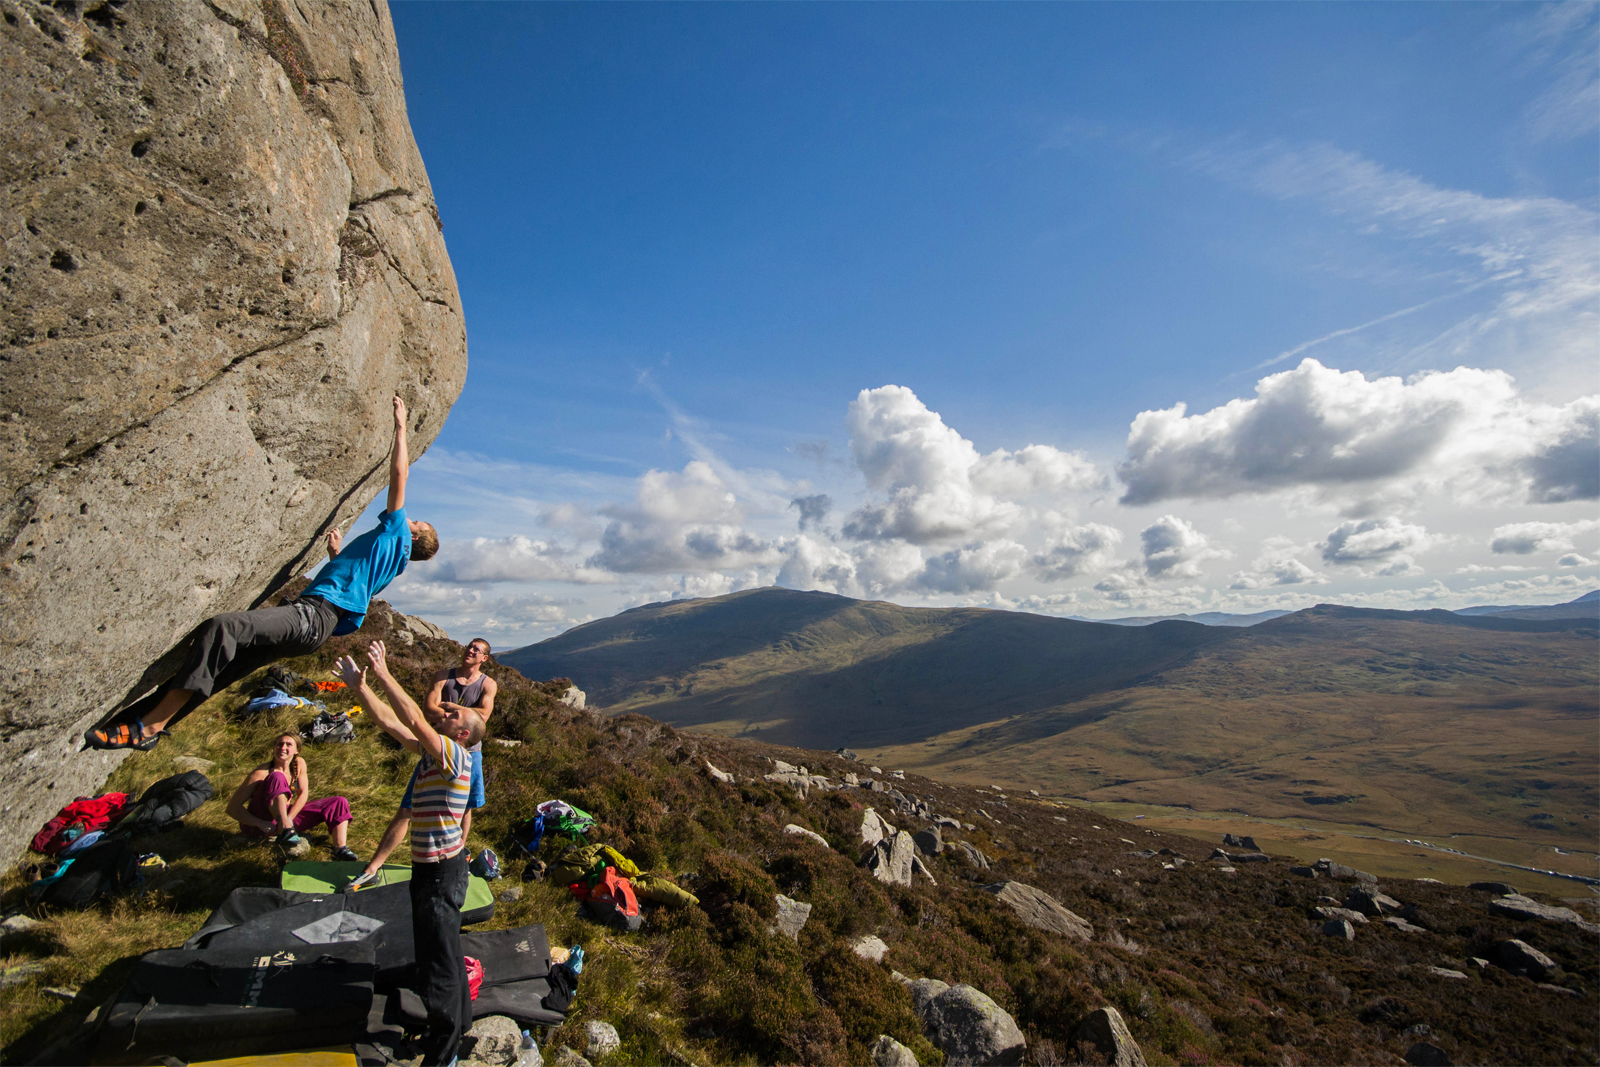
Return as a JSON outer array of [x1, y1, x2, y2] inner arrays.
[[502, 588, 1239, 748], [3, 599, 1598, 1066]]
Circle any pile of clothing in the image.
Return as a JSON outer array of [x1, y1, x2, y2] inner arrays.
[[548, 841, 699, 932]]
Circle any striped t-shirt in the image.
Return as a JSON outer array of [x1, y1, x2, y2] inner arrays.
[[409, 737, 470, 863]]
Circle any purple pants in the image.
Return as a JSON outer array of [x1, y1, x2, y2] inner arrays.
[[245, 770, 351, 836]]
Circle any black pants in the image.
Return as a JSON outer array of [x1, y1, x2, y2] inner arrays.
[[410, 852, 470, 1066]]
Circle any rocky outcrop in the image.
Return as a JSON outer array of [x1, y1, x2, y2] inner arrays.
[[915, 983, 1026, 1066], [982, 881, 1093, 942], [1488, 894, 1600, 933], [865, 830, 916, 887], [1073, 1007, 1147, 1067], [0, 0, 466, 860]]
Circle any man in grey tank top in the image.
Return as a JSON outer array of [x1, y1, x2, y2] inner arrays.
[[343, 639, 497, 891]]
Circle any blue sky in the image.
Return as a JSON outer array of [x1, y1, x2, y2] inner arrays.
[[362, 2, 1599, 646]]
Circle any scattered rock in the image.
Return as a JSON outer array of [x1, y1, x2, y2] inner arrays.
[[1289, 865, 1320, 878], [558, 687, 587, 710], [584, 1021, 620, 1059], [493, 739, 522, 748], [0, 962, 48, 987], [1343, 886, 1401, 916], [1230, 852, 1270, 863], [870, 766, 883, 774], [41, 986, 79, 1001], [850, 935, 889, 963], [936, 816, 961, 829], [837, 748, 859, 761], [1469, 881, 1518, 895], [772, 894, 813, 940], [871, 1033, 920, 1067], [1314, 906, 1369, 925], [903, 977, 951, 1016], [913, 827, 943, 855], [1028, 789, 1039, 797], [783, 824, 830, 849], [1537, 983, 1580, 997], [890, 770, 906, 780], [911, 855, 939, 886], [463, 1015, 524, 1066], [1495, 939, 1556, 979], [843, 772, 861, 787], [861, 808, 897, 850], [1469, 957, 1490, 969], [865, 832, 916, 887], [772, 759, 799, 774], [1489, 894, 1600, 933], [1428, 967, 1469, 980], [705, 761, 734, 784], [1322, 919, 1355, 940], [1315, 859, 1377, 884], [918, 984, 1026, 1066], [1, 914, 43, 934], [1223, 834, 1260, 851], [1073, 1006, 1148, 1067], [286, 837, 312, 859], [172, 755, 216, 774], [500, 886, 523, 903], [1384, 916, 1426, 933], [1404, 1042, 1453, 1066], [552, 1048, 592, 1067], [981, 881, 1092, 942], [951, 841, 990, 870]]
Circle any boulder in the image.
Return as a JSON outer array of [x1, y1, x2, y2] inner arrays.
[[1, 914, 44, 934], [772, 760, 799, 774], [499, 886, 523, 903], [981, 881, 1092, 941], [1073, 1006, 1148, 1067], [1383, 916, 1426, 934], [936, 816, 961, 829], [772, 894, 812, 940], [1230, 852, 1270, 863], [1313, 906, 1368, 924], [1289, 865, 1319, 878], [584, 1021, 620, 1059], [463, 1015, 524, 1067], [551, 1049, 592, 1067], [1315, 859, 1377, 884], [705, 761, 734, 784], [850, 935, 889, 963], [836, 748, 859, 761], [558, 687, 587, 710], [0, 962, 48, 988], [1343, 887, 1401, 916], [860, 808, 897, 851], [1428, 967, 1469, 980], [871, 1034, 920, 1067], [913, 827, 943, 855], [1322, 919, 1355, 940], [783, 823, 830, 848], [952, 841, 990, 870], [865, 831, 916, 887], [1222, 834, 1259, 851], [1495, 939, 1556, 979], [1489, 894, 1600, 933], [0, 0, 467, 861], [1469, 881, 1518, 895], [918, 984, 1026, 1066], [843, 772, 861, 787], [902, 977, 950, 1016], [911, 855, 939, 886]]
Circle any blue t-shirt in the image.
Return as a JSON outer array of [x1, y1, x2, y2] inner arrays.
[[302, 508, 411, 634]]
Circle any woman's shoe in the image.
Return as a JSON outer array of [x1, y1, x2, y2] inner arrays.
[[330, 845, 360, 863], [275, 829, 304, 849], [83, 722, 168, 751]]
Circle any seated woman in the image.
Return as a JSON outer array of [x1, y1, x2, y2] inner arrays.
[[225, 733, 359, 861]]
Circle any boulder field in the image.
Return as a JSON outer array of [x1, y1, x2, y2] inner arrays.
[[0, 0, 465, 860]]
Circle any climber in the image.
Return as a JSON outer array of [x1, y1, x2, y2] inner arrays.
[[343, 638, 497, 892], [85, 396, 439, 752], [334, 641, 480, 1067]]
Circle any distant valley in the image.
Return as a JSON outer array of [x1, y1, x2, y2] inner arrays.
[[503, 588, 1599, 884]]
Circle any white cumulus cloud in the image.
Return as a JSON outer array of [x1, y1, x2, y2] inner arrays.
[[843, 385, 1100, 543], [1141, 515, 1227, 579], [918, 540, 1028, 594], [1489, 518, 1600, 555], [1117, 359, 1598, 508], [1031, 522, 1123, 581]]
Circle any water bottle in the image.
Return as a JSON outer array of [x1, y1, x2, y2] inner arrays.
[[518, 1028, 542, 1067]]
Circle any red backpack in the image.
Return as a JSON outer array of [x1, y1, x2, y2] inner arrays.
[[585, 867, 642, 931]]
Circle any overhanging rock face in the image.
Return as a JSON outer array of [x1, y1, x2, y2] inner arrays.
[[0, 0, 467, 860]]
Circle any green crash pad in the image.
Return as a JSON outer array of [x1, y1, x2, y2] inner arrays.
[[280, 861, 496, 923]]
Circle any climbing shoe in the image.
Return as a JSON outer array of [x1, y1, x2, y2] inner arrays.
[[330, 845, 360, 863], [275, 829, 304, 849], [84, 722, 168, 751]]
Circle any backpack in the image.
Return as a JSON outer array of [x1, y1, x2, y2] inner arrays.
[[117, 771, 213, 836], [534, 800, 596, 837], [31, 793, 133, 854], [510, 815, 546, 858], [582, 867, 641, 932], [34, 839, 141, 909], [301, 709, 354, 744]]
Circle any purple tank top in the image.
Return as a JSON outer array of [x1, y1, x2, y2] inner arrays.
[[442, 672, 486, 709]]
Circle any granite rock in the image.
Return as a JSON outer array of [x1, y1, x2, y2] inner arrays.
[[982, 881, 1092, 941], [1073, 1006, 1148, 1067], [0, 0, 465, 861]]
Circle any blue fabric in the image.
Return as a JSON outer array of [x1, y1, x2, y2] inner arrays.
[[302, 508, 412, 635], [468, 749, 485, 809], [400, 762, 420, 810]]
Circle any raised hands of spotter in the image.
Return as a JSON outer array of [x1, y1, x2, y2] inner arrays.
[[364, 639, 391, 678], [332, 655, 366, 689]]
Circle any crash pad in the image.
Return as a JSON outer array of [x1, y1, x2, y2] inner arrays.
[[191, 1050, 358, 1067], [280, 861, 494, 924]]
